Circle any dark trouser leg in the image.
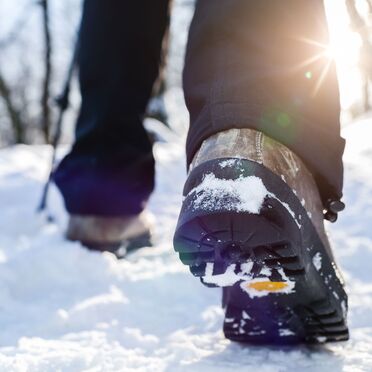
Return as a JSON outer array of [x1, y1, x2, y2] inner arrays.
[[184, 0, 345, 206], [55, 0, 170, 216]]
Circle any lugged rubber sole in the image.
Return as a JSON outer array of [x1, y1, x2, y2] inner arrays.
[[173, 158, 349, 344]]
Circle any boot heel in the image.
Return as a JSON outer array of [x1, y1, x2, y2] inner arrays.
[[174, 157, 303, 284]]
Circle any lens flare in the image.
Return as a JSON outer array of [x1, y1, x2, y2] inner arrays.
[[325, 0, 365, 110], [294, 36, 335, 97]]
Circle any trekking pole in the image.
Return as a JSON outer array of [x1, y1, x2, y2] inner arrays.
[[37, 35, 80, 219]]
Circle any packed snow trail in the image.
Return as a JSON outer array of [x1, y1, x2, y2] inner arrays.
[[0, 117, 371, 371]]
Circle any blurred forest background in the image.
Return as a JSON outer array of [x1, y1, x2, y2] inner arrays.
[[0, 0, 371, 147], [0, 0, 83, 146]]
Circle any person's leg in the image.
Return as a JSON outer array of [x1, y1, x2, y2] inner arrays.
[[174, 0, 348, 344], [55, 0, 171, 217], [183, 0, 345, 209]]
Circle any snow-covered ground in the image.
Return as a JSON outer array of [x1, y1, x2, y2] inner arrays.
[[0, 114, 371, 372]]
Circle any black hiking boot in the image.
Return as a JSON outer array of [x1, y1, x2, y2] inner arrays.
[[173, 128, 348, 344], [67, 212, 153, 258]]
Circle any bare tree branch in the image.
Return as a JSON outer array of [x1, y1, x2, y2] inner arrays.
[[40, 0, 53, 143], [0, 71, 25, 143], [346, 0, 372, 111], [366, 0, 372, 13]]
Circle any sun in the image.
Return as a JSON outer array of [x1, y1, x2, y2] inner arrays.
[[325, 0, 365, 111], [291, 1, 364, 110]]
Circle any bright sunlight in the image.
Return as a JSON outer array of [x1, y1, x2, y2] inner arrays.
[[325, 0, 368, 111]]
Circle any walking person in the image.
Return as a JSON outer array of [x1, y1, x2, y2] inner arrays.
[[54, 0, 348, 344]]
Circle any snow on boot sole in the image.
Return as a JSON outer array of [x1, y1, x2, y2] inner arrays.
[[173, 158, 349, 344]]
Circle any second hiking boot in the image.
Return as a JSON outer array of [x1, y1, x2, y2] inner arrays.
[[173, 128, 348, 344], [67, 212, 153, 258]]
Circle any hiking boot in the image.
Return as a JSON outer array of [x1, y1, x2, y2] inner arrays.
[[67, 212, 153, 258], [173, 128, 348, 344]]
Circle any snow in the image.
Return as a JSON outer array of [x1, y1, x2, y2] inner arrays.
[[202, 262, 254, 287], [279, 329, 295, 337], [0, 118, 372, 370], [316, 336, 328, 344], [270, 195, 302, 229], [188, 165, 302, 228], [188, 172, 268, 214], [312, 252, 322, 271], [219, 159, 238, 169]]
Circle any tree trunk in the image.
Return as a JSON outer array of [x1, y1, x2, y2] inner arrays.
[[40, 0, 52, 143], [0, 72, 25, 143]]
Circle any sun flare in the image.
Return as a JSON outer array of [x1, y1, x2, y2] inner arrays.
[[325, 0, 366, 111]]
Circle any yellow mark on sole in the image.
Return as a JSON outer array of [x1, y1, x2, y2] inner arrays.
[[247, 281, 288, 292]]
